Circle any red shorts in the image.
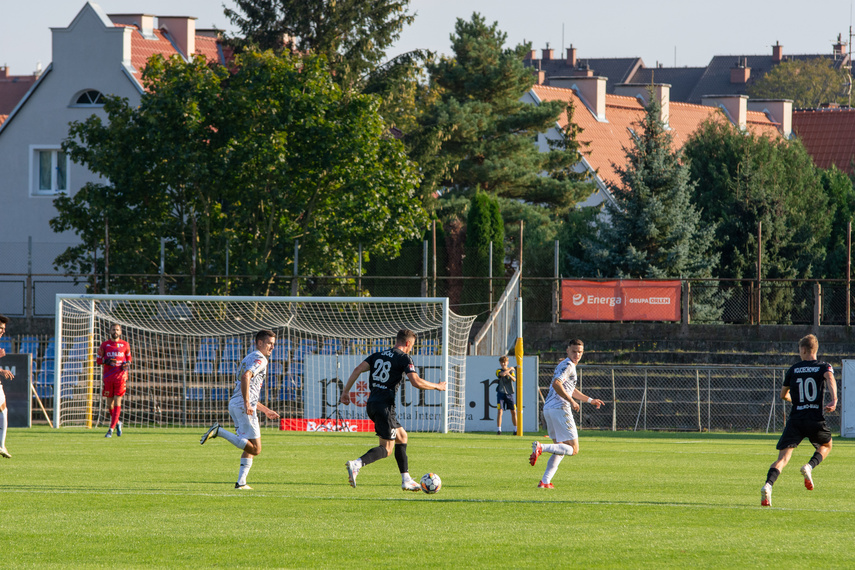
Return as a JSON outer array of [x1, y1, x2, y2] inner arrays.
[[102, 378, 126, 398]]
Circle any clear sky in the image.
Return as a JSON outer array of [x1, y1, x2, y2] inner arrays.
[[2, 0, 854, 75]]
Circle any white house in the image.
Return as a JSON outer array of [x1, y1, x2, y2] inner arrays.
[[0, 2, 226, 314]]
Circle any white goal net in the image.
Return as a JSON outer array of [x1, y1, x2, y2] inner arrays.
[[53, 295, 476, 433]]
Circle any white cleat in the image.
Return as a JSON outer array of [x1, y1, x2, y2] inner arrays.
[[116, 422, 123, 437], [105, 429, 113, 438], [200, 423, 220, 445], [761, 483, 772, 507], [234, 483, 253, 490], [0, 447, 11, 459], [346, 460, 361, 488], [402, 479, 421, 492], [801, 464, 814, 491]]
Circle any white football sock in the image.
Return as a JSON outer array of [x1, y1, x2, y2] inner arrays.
[[0, 408, 7, 448], [237, 457, 253, 486], [217, 427, 248, 451], [542, 454, 564, 484], [543, 443, 574, 456], [402, 472, 413, 483]]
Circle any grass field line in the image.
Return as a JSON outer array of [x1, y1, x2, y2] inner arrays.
[[2, 486, 852, 514]]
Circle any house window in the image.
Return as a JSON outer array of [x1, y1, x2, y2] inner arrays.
[[31, 147, 69, 195], [73, 90, 104, 106]]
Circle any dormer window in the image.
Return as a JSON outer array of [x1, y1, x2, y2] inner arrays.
[[73, 90, 104, 106]]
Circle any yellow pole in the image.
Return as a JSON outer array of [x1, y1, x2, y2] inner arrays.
[[85, 333, 94, 428], [514, 337, 523, 436]]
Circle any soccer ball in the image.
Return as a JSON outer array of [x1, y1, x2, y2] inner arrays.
[[420, 472, 442, 494]]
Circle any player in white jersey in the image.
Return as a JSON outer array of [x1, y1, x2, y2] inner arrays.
[[200, 330, 281, 490], [529, 339, 604, 488]]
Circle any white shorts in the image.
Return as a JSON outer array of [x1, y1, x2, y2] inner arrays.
[[543, 407, 577, 443], [228, 400, 261, 440]]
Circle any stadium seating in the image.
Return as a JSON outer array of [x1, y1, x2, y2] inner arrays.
[[217, 361, 239, 376], [184, 387, 205, 400], [19, 336, 39, 357], [220, 343, 244, 362], [210, 387, 230, 401], [0, 338, 12, 353], [196, 344, 217, 362], [319, 339, 342, 355], [194, 361, 214, 374]]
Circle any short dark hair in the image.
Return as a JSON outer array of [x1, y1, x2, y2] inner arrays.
[[256, 329, 276, 343], [0, 315, 8, 325], [568, 339, 584, 348], [499, 355, 509, 364], [396, 329, 416, 344]]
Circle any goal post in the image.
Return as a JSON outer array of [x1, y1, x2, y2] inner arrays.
[[53, 295, 476, 432]]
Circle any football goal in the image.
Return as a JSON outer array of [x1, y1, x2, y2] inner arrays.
[[53, 295, 476, 432]]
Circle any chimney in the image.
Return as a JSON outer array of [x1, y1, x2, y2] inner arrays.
[[536, 70, 546, 85], [614, 83, 671, 126], [772, 41, 783, 63], [702, 94, 748, 130], [526, 49, 537, 61], [109, 13, 156, 39], [730, 58, 750, 84], [0, 66, 7, 79], [748, 99, 793, 138], [572, 62, 594, 77], [542, 45, 554, 61], [550, 76, 607, 121], [833, 33, 847, 57], [566, 45, 577, 67], [159, 16, 197, 59]]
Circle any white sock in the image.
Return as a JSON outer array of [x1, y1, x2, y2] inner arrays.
[[237, 457, 253, 486], [0, 408, 7, 448], [543, 443, 574, 456], [402, 472, 413, 483], [217, 427, 248, 451], [542, 454, 564, 484], [497, 427, 502, 432]]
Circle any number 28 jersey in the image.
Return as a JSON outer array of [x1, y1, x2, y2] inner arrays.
[[783, 359, 833, 421], [365, 348, 417, 407]]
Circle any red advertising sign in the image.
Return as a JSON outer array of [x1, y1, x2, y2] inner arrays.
[[280, 418, 375, 432], [560, 280, 681, 321]]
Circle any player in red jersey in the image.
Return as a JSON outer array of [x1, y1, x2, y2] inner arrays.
[[96, 323, 132, 438]]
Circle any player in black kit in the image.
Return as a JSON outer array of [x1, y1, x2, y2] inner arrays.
[[761, 334, 838, 506], [340, 329, 447, 491]]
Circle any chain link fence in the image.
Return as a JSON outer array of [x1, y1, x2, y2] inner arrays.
[[535, 363, 842, 433]]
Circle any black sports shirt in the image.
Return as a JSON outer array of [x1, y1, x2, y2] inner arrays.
[[365, 347, 417, 407], [783, 359, 833, 421]]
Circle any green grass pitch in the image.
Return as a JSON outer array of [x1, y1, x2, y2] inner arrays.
[[2, 427, 854, 568]]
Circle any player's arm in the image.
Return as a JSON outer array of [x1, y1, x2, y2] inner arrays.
[[96, 343, 106, 366], [256, 401, 280, 420], [780, 386, 791, 402], [551, 378, 578, 411], [824, 370, 838, 413], [571, 388, 604, 409], [407, 372, 446, 391], [240, 370, 253, 415], [340, 361, 370, 405], [122, 344, 132, 370]]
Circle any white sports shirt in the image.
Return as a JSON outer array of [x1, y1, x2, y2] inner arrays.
[[230, 349, 268, 408], [542, 357, 577, 412]]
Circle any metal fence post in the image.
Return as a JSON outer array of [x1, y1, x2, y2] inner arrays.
[[422, 240, 428, 297], [611, 368, 616, 431], [290, 239, 299, 296], [813, 281, 821, 326], [26, 236, 33, 321], [553, 240, 560, 324]]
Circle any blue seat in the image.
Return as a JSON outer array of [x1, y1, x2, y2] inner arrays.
[[319, 339, 341, 355], [35, 381, 54, 400], [221, 344, 244, 362], [196, 345, 217, 361], [218, 361, 239, 376], [19, 339, 39, 356], [279, 376, 299, 401], [37, 370, 53, 385], [287, 363, 303, 379], [68, 337, 89, 361], [44, 345, 57, 359], [42, 359, 55, 373], [270, 346, 288, 362], [194, 361, 213, 374], [211, 387, 231, 401], [185, 387, 205, 400], [417, 340, 436, 355], [0, 338, 11, 352], [268, 362, 282, 379]]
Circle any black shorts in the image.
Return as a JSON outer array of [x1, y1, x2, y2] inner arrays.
[[497, 391, 515, 410], [366, 400, 401, 440], [776, 416, 832, 450]]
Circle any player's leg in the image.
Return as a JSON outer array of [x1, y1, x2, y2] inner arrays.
[[346, 403, 394, 487], [102, 384, 114, 437], [0, 387, 10, 458], [394, 426, 419, 491], [496, 402, 503, 435], [234, 410, 261, 489], [538, 409, 577, 487], [762, 429, 797, 507], [801, 422, 833, 490], [112, 390, 124, 435], [216, 402, 250, 451]]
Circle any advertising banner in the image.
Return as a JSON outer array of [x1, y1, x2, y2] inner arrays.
[[300, 355, 540, 432], [0, 353, 32, 427], [561, 280, 681, 321]]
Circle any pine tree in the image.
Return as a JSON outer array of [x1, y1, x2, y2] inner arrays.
[[577, 91, 719, 281], [463, 192, 504, 311], [414, 13, 591, 209]]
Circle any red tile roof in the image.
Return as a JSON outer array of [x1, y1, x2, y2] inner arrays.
[[117, 24, 226, 87], [0, 74, 37, 115], [0, 114, 7, 126], [792, 107, 855, 174], [531, 84, 782, 188]]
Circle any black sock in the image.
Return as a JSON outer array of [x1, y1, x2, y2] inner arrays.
[[360, 446, 388, 467], [808, 451, 823, 469], [394, 443, 408, 474], [765, 467, 780, 486]]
